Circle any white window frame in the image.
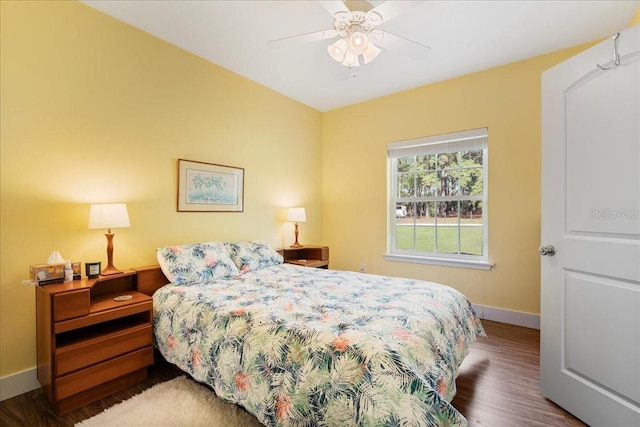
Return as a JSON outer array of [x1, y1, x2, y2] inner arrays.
[[385, 128, 493, 270]]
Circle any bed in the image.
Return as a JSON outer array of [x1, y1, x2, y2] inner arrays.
[[136, 240, 485, 426]]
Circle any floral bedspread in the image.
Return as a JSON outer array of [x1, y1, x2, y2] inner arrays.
[[153, 264, 485, 426]]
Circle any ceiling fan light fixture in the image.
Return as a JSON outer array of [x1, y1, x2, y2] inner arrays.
[[328, 38, 348, 62], [271, 3, 430, 71], [362, 41, 381, 64]]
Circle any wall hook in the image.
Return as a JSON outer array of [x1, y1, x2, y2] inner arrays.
[[597, 32, 621, 70]]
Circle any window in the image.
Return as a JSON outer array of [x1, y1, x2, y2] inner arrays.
[[386, 128, 492, 270]]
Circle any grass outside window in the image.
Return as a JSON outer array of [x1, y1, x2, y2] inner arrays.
[[395, 224, 483, 256]]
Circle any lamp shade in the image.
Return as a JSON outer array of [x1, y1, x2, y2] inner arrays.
[[287, 207, 306, 223], [347, 32, 369, 55], [328, 38, 348, 62], [363, 42, 381, 64], [89, 203, 130, 230], [341, 50, 360, 67]]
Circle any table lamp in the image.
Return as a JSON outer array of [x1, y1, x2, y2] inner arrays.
[[88, 203, 130, 275], [287, 207, 306, 248]]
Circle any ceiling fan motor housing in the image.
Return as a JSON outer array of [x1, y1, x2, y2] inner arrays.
[[333, 11, 382, 37]]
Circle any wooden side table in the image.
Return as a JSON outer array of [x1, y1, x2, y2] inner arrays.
[[35, 271, 153, 415], [278, 245, 329, 269]]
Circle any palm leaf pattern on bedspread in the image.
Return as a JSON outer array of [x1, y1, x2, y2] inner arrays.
[[153, 264, 485, 426]]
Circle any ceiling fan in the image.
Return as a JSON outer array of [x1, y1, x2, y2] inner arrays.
[[268, 1, 431, 68]]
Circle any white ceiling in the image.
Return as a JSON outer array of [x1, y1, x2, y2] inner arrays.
[[82, 0, 638, 112]]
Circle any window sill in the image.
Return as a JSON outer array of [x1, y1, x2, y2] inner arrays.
[[384, 253, 494, 271]]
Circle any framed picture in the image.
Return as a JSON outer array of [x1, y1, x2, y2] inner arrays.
[[85, 262, 101, 278], [178, 159, 244, 212]]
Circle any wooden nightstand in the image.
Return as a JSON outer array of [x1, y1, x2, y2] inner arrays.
[[35, 270, 153, 415], [278, 245, 329, 269]]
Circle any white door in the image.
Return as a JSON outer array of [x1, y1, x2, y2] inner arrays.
[[541, 25, 640, 427]]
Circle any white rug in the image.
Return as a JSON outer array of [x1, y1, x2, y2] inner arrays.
[[75, 376, 264, 427]]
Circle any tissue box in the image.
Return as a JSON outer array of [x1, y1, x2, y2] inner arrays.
[[30, 262, 81, 285]]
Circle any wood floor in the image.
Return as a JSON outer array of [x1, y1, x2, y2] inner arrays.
[[451, 320, 585, 427], [0, 320, 586, 427]]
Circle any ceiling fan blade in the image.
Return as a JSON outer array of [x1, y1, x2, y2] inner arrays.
[[369, 0, 421, 24], [371, 30, 431, 59], [319, 1, 350, 16], [268, 29, 339, 49]]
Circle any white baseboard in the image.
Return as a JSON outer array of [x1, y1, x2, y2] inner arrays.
[[472, 304, 540, 330], [0, 367, 40, 401]]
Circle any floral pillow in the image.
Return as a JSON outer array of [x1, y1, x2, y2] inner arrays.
[[157, 241, 240, 285], [223, 240, 284, 274]]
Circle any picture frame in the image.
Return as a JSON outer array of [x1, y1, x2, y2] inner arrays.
[[85, 262, 101, 279], [177, 159, 244, 212]]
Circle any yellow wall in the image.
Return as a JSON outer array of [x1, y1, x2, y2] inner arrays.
[[0, 2, 322, 378], [322, 44, 592, 316], [631, 6, 640, 25]]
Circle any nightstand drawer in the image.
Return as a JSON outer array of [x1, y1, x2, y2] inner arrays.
[[53, 290, 90, 321], [55, 346, 153, 400], [55, 323, 152, 376]]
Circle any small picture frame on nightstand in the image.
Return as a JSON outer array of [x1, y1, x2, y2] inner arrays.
[[86, 262, 101, 278]]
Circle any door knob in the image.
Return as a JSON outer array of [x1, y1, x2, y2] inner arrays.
[[538, 245, 556, 256]]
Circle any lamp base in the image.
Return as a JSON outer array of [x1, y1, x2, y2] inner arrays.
[[100, 264, 123, 276], [290, 222, 303, 248], [101, 232, 123, 276]]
